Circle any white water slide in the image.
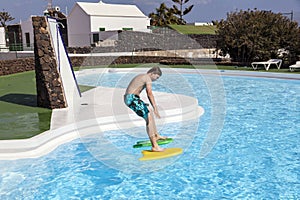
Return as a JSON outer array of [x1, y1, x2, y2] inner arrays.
[[47, 17, 81, 108]]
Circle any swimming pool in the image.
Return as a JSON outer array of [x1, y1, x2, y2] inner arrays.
[[0, 70, 299, 199]]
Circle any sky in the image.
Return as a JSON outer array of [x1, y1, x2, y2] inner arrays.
[[1, 0, 300, 25]]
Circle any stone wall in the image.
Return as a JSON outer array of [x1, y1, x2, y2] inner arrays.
[[70, 55, 228, 68], [189, 34, 217, 49], [0, 55, 231, 76], [91, 31, 217, 53], [71, 56, 175, 67], [66, 33, 217, 54], [32, 16, 67, 109], [0, 30, 222, 76], [0, 57, 34, 76]]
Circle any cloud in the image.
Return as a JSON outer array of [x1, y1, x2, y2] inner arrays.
[[11, 0, 35, 7], [132, 0, 161, 6], [192, 0, 213, 5]]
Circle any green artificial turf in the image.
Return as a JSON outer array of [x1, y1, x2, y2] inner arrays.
[[108, 63, 298, 73], [168, 24, 217, 35], [0, 70, 96, 140], [0, 71, 52, 140]]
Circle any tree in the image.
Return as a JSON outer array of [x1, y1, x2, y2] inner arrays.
[[216, 9, 300, 64], [149, 3, 180, 26], [171, 0, 194, 24], [149, 1, 194, 26], [149, 3, 168, 26], [0, 11, 15, 28]]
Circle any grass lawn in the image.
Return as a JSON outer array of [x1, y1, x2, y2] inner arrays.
[[107, 63, 298, 73], [168, 24, 217, 35], [0, 71, 52, 140], [0, 70, 94, 140], [0, 65, 298, 140]]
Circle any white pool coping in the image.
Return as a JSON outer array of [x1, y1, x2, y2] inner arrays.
[[76, 67, 300, 80], [0, 68, 298, 160], [0, 68, 205, 160]]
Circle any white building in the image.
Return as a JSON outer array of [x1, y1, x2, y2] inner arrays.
[[0, 27, 8, 52], [68, 0, 150, 47], [20, 17, 35, 51], [190, 22, 214, 26]]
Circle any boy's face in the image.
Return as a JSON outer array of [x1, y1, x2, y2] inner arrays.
[[150, 73, 160, 81]]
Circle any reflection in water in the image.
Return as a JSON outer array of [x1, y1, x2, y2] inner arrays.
[[0, 112, 51, 139]]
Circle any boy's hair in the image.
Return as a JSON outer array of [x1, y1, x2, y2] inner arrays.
[[147, 66, 162, 76]]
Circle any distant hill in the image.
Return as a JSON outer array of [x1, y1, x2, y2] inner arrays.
[[168, 25, 217, 35]]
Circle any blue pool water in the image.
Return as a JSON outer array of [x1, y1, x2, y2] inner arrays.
[[0, 70, 299, 199]]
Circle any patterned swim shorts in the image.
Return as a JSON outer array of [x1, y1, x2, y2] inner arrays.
[[124, 94, 149, 120]]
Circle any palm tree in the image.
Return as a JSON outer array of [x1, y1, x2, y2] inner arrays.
[[0, 11, 15, 28]]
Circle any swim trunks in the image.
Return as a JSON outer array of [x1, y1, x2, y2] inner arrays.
[[124, 94, 149, 120]]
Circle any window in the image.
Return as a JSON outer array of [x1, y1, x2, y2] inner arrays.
[[93, 33, 99, 43], [99, 27, 105, 31], [122, 28, 133, 31], [25, 32, 30, 47]]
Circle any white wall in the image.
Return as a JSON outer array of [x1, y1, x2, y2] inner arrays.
[[90, 16, 150, 32], [21, 18, 34, 51], [0, 27, 8, 52], [68, 3, 150, 47], [68, 5, 91, 47]]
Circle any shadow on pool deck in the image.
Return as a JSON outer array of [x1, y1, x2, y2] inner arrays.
[[0, 93, 37, 107]]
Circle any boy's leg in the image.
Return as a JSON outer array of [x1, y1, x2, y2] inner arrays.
[[146, 110, 164, 152], [150, 113, 167, 140], [145, 104, 167, 140]]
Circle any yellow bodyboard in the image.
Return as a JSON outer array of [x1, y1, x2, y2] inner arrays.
[[139, 148, 183, 161]]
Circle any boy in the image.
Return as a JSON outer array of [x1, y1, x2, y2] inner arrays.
[[124, 67, 166, 152]]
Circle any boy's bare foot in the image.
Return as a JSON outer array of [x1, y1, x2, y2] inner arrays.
[[152, 147, 165, 152], [156, 134, 167, 140]]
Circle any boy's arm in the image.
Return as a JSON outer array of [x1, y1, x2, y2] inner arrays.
[[146, 81, 160, 118]]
